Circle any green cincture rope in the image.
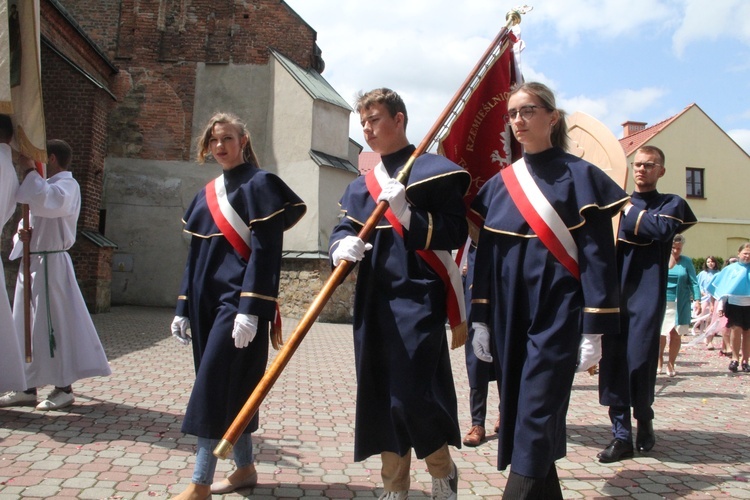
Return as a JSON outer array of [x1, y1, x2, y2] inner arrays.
[[29, 250, 65, 358]]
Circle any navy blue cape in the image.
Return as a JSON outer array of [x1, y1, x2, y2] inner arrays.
[[177, 163, 305, 438], [599, 189, 696, 414], [470, 147, 628, 477], [330, 145, 470, 461]]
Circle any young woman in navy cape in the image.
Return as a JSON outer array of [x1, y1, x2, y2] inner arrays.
[[170, 112, 305, 500], [469, 82, 628, 499]]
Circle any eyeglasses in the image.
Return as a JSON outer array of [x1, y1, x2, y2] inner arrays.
[[504, 105, 540, 124], [630, 161, 662, 170]]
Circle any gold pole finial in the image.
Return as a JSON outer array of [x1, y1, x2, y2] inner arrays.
[[506, 5, 533, 27]]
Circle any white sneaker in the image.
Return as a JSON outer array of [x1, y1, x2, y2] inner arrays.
[[379, 492, 408, 500], [378, 491, 409, 500], [36, 388, 74, 411], [431, 463, 458, 500], [0, 391, 37, 408]]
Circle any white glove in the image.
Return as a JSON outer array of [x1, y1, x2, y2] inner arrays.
[[472, 322, 493, 363], [232, 313, 258, 348], [377, 178, 412, 229], [576, 334, 602, 373], [171, 316, 191, 345], [331, 235, 373, 266]]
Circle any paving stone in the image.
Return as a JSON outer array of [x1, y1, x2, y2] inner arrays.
[[0, 306, 748, 498]]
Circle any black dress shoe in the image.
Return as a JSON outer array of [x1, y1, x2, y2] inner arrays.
[[636, 419, 656, 452], [597, 438, 634, 463]]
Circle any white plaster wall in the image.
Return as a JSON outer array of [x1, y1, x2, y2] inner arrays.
[[319, 165, 357, 251], [312, 100, 350, 159], [192, 63, 272, 166], [103, 157, 213, 306]]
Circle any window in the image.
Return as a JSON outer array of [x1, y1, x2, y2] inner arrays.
[[686, 168, 704, 198]]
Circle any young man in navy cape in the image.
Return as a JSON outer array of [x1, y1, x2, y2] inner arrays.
[[598, 145, 697, 462], [329, 88, 470, 500]]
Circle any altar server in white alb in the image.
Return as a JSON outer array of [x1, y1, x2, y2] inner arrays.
[[0, 114, 25, 394], [0, 139, 111, 411]]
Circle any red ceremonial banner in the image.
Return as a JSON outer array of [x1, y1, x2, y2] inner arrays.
[[438, 41, 522, 232]]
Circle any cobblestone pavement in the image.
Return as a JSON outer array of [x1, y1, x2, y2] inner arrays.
[[0, 306, 748, 499]]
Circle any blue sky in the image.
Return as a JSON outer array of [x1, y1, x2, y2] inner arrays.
[[284, 0, 750, 155]]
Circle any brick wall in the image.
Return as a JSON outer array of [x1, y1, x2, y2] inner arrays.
[[40, 42, 107, 232], [59, 0, 318, 67], [0, 1, 120, 312], [69, 240, 114, 314], [40, 0, 116, 85], [57, 0, 320, 162]]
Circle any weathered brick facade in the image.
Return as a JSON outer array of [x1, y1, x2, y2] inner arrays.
[[57, 0, 320, 162], [3, 0, 120, 311], [4, 1, 329, 314]]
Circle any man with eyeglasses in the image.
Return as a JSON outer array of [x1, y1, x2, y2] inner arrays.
[[597, 145, 697, 463]]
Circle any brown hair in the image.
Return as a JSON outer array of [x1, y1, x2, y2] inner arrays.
[[47, 139, 73, 169], [196, 112, 259, 166], [509, 82, 568, 151], [354, 88, 408, 131], [702, 255, 718, 271], [637, 145, 665, 165]]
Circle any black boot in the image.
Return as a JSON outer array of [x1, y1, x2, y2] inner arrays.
[[635, 419, 655, 452], [597, 438, 634, 463]]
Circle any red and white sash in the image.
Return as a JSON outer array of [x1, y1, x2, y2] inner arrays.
[[501, 158, 580, 279], [206, 175, 252, 260], [205, 175, 283, 333], [365, 163, 467, 339]]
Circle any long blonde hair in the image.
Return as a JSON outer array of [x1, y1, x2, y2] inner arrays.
[[196, 112, 259, 166]]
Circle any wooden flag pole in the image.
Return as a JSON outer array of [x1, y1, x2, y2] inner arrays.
[[214, 6, 529, 459], [22, 205, 32, 362]]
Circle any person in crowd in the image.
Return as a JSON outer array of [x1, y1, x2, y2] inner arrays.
[[470, 82, 627, 498], [708, 243, 750, 373], [0, 139, 111, 411], [598, 144, 696, 464], [0, 114, 25, 395], [170, 112, 306, 500], [461, 242, 500, 447], [696, 256, 720, 347], [329, 88, 469, 500], [717, 257, 740, 356], [658, 234, 700, 376]]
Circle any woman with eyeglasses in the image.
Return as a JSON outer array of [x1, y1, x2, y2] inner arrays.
[[469, 82, 628, 499]]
